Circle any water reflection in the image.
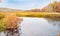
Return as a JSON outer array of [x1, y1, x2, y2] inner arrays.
[[45, 18, 60, 36], [20, 17, 59, 36], [45, 18, 60, 27]]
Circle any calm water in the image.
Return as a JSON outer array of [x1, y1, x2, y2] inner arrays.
[[0, 17, 60, 36], [20, 17, 59, 36]]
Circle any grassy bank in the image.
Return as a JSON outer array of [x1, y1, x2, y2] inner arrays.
[[0, 12, 60, 20]]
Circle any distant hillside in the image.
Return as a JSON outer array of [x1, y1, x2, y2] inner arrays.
[[0, 8, 23, 12], [25, 9, 41, 12], [0, 8, 41, 12]]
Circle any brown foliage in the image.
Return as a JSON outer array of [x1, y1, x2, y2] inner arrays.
[[55, 3, 60, 12]]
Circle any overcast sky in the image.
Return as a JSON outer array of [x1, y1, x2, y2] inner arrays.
[[0, 0, 60, 10]]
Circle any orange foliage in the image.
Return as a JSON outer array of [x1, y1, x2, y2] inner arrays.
[[55, 3, 60, 12], [4, 14, 23, 29]]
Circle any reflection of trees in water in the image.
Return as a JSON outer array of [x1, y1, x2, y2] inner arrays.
[[4, 28, 20, 36], [0, 27, 21, 36], [45, 18, 60, 34], [45, 18, 60, 27]]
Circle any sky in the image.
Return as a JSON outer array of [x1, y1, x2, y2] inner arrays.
[[0, 0, 60, 10]]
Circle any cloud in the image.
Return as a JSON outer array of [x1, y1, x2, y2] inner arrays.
[[0, 0, 60, 10]]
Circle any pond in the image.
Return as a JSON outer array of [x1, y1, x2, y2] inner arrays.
[[20, 17, 60, 36], [0, 17, 60, 36]]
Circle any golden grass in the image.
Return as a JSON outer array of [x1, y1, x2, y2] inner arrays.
[[0, 12, 60, 20]]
